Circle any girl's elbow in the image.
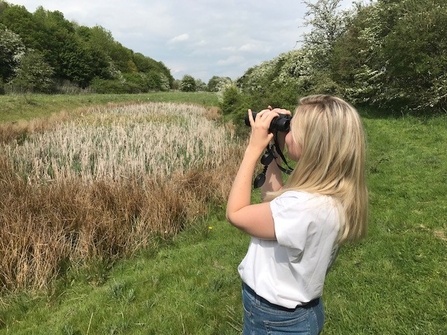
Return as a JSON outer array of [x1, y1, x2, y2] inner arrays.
[[226, 211, 234, 225], [225, 210, 238, 227]]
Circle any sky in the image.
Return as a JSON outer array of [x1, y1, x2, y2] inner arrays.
[[8, 0, 356, 83]]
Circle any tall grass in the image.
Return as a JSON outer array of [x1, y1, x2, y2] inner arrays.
[[5, 103, 232, 182], [0, 102, 242, 292]]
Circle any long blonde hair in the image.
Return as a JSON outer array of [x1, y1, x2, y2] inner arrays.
[[266, 95, 368, 243]]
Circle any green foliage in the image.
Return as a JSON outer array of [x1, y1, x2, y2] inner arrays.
[[219, 85, 242, 116], [0, 2, 37, 48], [302, 0, 350, 72], [381, 0, 447, 111], [0, 2, 173, 93], [180, 74, 196, 92], [90, 77, 141, 94], [219, 84, 251, 133], [0, 23, 25, 82], [207, 75, 232, 92], [236, 50, 322, 111], [158, 73, 171, 92], [195, 78, 207, 91], [331, 0, 447, 113], [8, 49, 54, 93], [234, 0, 447, 115]]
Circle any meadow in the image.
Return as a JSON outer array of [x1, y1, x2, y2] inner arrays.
[[0, 93, 446, 334], [0, 95, 240, 292]]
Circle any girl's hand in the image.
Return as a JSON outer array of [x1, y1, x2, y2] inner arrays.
[[269, 107, 292, 151], [246, 108, 278, 155]]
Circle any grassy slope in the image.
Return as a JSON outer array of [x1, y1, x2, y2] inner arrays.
[[1, 94, 447, 334]]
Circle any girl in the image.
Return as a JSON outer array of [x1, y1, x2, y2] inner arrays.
[[226, 95, 368, 334]]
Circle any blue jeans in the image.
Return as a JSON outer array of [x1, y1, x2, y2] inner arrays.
[[242, 283, 324, 335]]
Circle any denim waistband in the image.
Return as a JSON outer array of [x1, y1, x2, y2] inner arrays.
[[242, 282, 319, 311]]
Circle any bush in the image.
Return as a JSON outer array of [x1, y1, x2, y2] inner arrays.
[[180, 75, 196, 92], [90, 77, 141, 94], [54, 79, 93, 94], [9, 50, 55, 93], [207, 76, 232, 92], [331, 0, 447, 113], [219, 85, 252, 134]]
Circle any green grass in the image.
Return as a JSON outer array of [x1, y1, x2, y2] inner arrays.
[[0, 216, 249, 334], [1, 95, 446, 334], [322, 113, 447, 334], [0, 92, 219, 122]]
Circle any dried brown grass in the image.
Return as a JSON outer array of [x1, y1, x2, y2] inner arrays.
[[0, 103, 244, 292], [0, 111, 71, 144]]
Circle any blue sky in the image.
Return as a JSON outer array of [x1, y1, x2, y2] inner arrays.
[[9, 0, 357, 82]]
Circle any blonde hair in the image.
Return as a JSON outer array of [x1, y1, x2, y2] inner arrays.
[[266, 95, 368, 243]]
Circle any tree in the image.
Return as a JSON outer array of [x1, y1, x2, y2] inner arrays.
[[158, 73, 170, 91], [219, 84, 251, 134], [207, 76, 232, 92], [180, 75, 196, 92], [195, 78, 207, 91], [156, 61, 174, 88], [331, 0, 447, 112], [32, 8, 90, 86], [0, 1, 7, 14], [0, 3, 39, 49], [10, 50, 54, 93], [220, 85, 242, 115], [0, 2, 174, 93], [0, 23, 25, 82], [381, 0, 447, 111], [131, 52, 174, 90], [301, 0, 350, 71]]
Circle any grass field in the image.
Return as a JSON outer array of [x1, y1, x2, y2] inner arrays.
[[0, 92, 219, 123], [0, 93, 446, 334]]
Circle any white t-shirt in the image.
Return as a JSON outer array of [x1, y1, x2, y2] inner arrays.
[[238, 191, 341, 308]]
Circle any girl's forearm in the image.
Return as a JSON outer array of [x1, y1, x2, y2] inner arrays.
[[226, 149, 259, 218]]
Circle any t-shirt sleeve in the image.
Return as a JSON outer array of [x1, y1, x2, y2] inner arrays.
[[270, 191, 315, 252]]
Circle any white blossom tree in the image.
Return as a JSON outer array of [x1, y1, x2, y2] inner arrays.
[[10, 50, 54, 93], [0, 24, 26, 83]]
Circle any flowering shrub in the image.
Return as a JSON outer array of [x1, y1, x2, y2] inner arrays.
[[0, 23, 26, 82]]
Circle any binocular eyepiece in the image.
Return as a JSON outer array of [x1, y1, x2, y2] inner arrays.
[[244, 111, 292, 133]]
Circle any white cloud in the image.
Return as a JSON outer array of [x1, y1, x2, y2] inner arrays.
[[194, 40, 206, 47], [222, 46, 237, 52], [239, 43, 261, 52], [218, 56, 245, 66], [168, 33, 190, 44]]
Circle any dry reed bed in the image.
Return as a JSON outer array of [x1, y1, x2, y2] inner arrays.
[[0, 103, 243, 292], [5, 103, 232, 182]]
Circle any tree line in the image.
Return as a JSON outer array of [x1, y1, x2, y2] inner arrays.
[[0, 1, 235, 95], [0, 1, 178, 94], [223, 0, 447, 118]]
